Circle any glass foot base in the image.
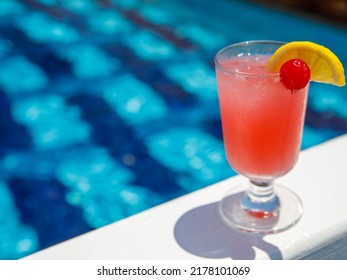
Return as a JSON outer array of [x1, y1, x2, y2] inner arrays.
[[219, 183, 303, 234]]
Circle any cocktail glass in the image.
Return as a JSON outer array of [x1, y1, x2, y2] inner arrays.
[[215, 41, 308, 234]]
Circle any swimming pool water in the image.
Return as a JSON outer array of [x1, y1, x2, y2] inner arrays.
[[1, 0, 347, 259]]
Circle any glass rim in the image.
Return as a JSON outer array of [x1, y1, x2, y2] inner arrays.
[[214, 40, 286, 78]]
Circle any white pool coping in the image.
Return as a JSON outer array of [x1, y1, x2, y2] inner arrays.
[[25, 134, 347, 260]]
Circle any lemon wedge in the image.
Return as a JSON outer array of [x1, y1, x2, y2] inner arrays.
[[267, 41, 345, 87]]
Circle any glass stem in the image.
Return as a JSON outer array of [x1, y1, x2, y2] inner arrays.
[[241, 180, 280, 214]]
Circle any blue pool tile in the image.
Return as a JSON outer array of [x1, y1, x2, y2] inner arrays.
[[0, 181, 39, 259], [138, 5, 175, 25], [175, 23, 228, 50], [59, 0, 98, 14], [56, 147, 135, 193], [11, 94, 91, 150], [301, 125, 338, 149], [0, 25, 72, 79], [36, 0, 57, 6], [100, 43, 197, 108], [56, 147, 161, 228], [57, 44, 120, 79], [67, 93, 183, 197], [309, 83, 347, 118], [1, 151, 57, 180], [0, 93, 32, 155], [102, 75, 168, 125], [87, 10, 133, 34], [146, 127, 235, 192], [7, 177, 91, 250], [0, 0, 25, 18], [112, 0, 141, 10], [0, 38, 12, 58], [77, 184, 161, 228], [125, 30, 176, 60], [0, 56, 48, 94], [164, 61, 217, 100], [17, 12, 79, 44]]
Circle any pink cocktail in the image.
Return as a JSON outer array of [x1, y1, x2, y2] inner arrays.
[[215, 41, 308, 233]]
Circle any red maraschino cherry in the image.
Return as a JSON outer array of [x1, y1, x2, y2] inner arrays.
[[280, 58, 311, 92]]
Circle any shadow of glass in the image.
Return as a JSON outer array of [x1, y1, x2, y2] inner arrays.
[[174, 193, 283, 260]]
